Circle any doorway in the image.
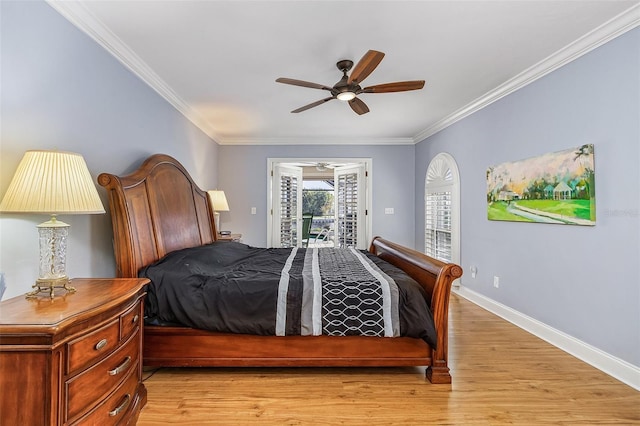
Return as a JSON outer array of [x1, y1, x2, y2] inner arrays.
[[267, 158, 372, 249]]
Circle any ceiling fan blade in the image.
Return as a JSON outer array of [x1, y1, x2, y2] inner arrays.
[[348, 97, 370, 115], [291, 96, 335, 113], [348, 50, 385, 85], [276, 78, 333, 91], [361, 80, 425, 93]]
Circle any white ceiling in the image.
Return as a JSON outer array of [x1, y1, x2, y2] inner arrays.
[[49, 1, 639, 145]]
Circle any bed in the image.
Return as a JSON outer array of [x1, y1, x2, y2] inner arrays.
[[97, 154, 462, 384]]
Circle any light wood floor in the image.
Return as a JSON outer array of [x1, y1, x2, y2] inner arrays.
[[138, 293, 640, 425]]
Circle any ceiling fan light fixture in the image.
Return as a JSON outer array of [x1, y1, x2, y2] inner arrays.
[[337, 91, 356, 101], [316, 163, 329, 172]]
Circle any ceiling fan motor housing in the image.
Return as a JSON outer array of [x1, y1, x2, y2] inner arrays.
[[336, 59, 354, 73]]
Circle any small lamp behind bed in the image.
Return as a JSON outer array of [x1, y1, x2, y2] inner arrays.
[[207, 190, 229, 234]]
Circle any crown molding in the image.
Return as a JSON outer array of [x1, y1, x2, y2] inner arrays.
[[413, 3, 640, 143], [45, 0, 223, 144], [218, 136, 415, 146]]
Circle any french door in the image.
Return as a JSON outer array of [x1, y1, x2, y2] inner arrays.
[[271, 164, 303, 248], [334, 164, 366, 249], [268, 159, 370, 249]]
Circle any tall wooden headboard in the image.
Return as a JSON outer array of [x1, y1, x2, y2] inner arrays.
[[98, 154, 217, 278]]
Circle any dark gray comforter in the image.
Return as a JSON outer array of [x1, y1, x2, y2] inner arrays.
[[140, 241, 437, 347]]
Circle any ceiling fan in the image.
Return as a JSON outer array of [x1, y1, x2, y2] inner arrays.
[[276, 50, 425, 115]]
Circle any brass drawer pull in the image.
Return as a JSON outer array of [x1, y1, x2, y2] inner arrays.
[[108, 394, 130, 417], [108, 356, 132, 376], [132, 314, 139, 324], [95, 339, 108, 351]]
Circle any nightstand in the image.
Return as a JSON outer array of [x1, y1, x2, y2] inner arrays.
[[216, 233, 242, 242], [0, 278, 148, 426]]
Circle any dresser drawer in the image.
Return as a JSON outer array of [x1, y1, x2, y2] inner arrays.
[[67, 319, 120, 375], [65, 329, 140, 421], [120, 300, 142, 340], [69, 365, 140, 426]]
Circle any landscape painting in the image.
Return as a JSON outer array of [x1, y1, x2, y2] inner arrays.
[[487, 144, 595, 225]]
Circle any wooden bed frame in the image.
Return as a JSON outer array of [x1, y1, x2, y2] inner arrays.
[[98, 154, 462, 383]]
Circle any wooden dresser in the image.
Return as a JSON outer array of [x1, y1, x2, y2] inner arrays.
[[0, 278, 148, 425]]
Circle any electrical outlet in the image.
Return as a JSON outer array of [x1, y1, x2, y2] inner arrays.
[[493, 276, 500, 288], [384, 208, 394, 214], [470, 266, 477, 278], [251, 207, 256, 215]]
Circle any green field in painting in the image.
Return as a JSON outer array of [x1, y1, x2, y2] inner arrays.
[[516, 199, 592, 220], [487, 202, 533, 222], [488, 199, 594, 222]]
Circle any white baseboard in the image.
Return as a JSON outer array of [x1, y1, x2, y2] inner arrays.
[[453, 285, 640, 391]]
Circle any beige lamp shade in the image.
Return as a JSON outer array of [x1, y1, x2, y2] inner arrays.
[[0, 150, 105, 214], [208, 190, 230, 212], [0, 150, 105, 298]]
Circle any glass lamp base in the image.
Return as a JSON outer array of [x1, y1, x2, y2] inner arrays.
[[214, 211, 221, 234], [28, 215, 75, 299], [25, 276, 76, 299]]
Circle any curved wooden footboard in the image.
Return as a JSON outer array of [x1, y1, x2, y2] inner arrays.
[[370, 237, 463, 383]]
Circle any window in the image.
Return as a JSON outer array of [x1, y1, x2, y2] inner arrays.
[[425, 153, 460, 264]]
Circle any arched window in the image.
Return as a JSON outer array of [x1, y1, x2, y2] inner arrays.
[[425, 153, 460, 264]]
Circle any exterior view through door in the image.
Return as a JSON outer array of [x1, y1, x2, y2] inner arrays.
[[268, 159, 371, 250]]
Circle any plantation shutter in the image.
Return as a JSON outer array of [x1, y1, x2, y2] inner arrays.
[[425, 154, 457, 263], [334, 164, 366, 249], [273, 165, 303, 248], [425, 192, 452, 262]]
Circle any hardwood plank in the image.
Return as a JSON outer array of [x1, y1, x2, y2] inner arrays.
[[138, 294, 640, 425]]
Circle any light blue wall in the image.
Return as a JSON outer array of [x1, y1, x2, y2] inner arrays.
[[218, 144, 415, 248], [0, 1, 219, 299], [415, 28, 640, 367]]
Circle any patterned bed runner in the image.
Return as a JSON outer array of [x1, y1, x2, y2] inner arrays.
[[276, 247, 400, 337]]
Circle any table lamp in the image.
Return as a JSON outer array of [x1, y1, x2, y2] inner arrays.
[[207, 190, 229, 234], [0, 150, 105, 298]]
